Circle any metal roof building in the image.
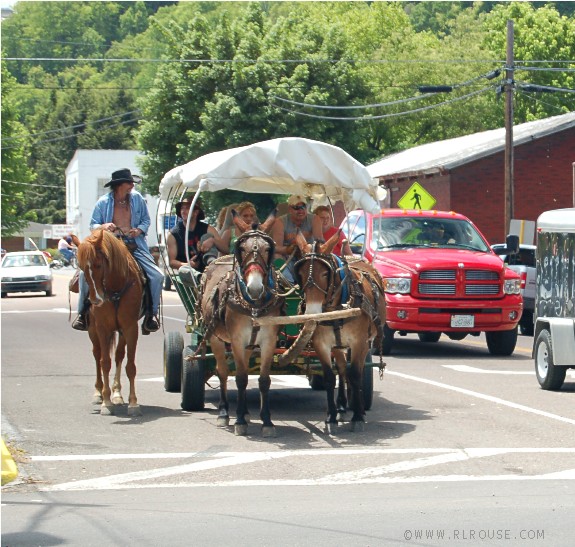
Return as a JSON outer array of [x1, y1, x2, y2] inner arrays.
[[368, 112, 575, 243]]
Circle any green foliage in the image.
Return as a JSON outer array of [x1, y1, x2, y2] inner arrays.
[[1, 62, 36, 236]]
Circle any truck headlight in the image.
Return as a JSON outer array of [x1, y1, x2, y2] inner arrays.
[[503, 279, 521, 295], [384, 277, 411, 294]]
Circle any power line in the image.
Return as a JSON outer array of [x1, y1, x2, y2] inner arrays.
[[1, 179, 63, 188], [1, 110, 141, 143], [276, 86, 494, 121]]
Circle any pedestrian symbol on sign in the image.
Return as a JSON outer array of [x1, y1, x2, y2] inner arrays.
[[397, 182, 436, 210]]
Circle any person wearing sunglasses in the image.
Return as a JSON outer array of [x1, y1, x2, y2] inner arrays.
[[271, 195, 323, 283]]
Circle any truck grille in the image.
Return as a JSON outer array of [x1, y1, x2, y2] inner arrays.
[[417, 269, 501, 298]]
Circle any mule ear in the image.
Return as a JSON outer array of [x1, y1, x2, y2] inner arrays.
[[70, 234, 81, 246], [259, 208, 277, 233], [232, 209, 250, 233], [294, 230, 311, 254], [319, 228, 341, 255]]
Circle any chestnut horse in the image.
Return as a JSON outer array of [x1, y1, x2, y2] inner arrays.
[[72, 229, 143, 416], [293, 230, 386, 432], [198, 211, 284, 437]]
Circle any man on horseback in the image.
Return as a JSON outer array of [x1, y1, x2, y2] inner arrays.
[[72, 168, 163, 333]]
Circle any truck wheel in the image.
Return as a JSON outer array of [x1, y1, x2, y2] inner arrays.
[[163, 331, 183, 393], [418, 332, 441, 343], [519, 311, 534, 336], [486, 327, 517, 356], [535, 329, 566, 390], [181, 345, 206, 411], [381, 325, 394, 355]]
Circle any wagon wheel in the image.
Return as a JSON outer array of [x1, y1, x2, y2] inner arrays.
[[163, 331, 183, 393], [181, 344, 206, 411]]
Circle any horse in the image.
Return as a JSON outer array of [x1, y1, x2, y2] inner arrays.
[[71, 229, 144, 416], [198, 210, 283, 437], [293, 230, 386, 432]]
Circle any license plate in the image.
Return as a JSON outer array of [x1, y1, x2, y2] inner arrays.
[[451, 315, 474, 328]]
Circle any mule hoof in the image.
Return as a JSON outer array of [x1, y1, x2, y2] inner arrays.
[[100, 404, 114, 416], [244, 413, 251, 424], [336, 411, 347, 422], [128, 405, 142, 417], [217, 416, 230, 428], [350, 420, 364, 432], [325, 421, 338, 435], [262, 425, 277, 438], [234, 423, 248, 436], [112, 396, 125, 406]]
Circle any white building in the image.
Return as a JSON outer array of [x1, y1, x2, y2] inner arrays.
[[65, 150, 160, 245]]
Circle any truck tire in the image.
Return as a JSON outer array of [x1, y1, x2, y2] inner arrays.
[[181, 345, 206, 411], [163, 331, 183, 393], [381, 325, 394, 355], [486, 327, 517, 356], [535, 329, 566, 390], [418, 332, 441, 343]]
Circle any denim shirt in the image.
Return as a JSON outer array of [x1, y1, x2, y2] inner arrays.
[[90, 189, 151, 253]]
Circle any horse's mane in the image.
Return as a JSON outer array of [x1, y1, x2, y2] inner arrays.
[[78, 229, 140, 280]]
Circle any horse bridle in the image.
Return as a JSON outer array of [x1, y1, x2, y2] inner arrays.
[[89, 247, 135, 307], [294, 250, 342, 311]]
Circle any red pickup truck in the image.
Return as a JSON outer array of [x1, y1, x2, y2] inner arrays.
[[340, 209, 523, 356]]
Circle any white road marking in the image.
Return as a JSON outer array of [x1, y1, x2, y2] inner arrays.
[[386, 370, 575, 425], [1, 308, 71, 314], [38, 448, 575, 491], [442, 364, 532, 375]]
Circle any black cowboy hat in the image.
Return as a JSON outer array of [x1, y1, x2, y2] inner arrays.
[[175, 196, 205, 220], [104, 168, 142, 188]]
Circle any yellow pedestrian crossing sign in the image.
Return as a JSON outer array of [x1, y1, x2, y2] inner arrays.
[[397, 182, 436, 210]]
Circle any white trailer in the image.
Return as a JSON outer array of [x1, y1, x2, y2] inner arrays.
[[533, 208, 575, 389]]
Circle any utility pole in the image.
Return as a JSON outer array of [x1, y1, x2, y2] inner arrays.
[[504, 19, 514, 237]]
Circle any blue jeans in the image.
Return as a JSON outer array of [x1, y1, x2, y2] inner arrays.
[[78, 248, 163, 315], [60, 248, 74, 262]]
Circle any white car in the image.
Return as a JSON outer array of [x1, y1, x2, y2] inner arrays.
[[1, 251, 53, 297]]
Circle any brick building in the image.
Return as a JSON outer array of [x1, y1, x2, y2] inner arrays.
[[367, 112, 575, 243]]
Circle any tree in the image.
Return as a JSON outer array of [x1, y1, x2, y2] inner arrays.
[[1, 62, 36, 236]]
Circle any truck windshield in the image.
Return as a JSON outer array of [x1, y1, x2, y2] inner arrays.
[[371, 217, 489, 252]]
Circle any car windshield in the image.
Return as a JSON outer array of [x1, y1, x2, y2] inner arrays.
[[371, 217, 489, 252], [2, 255, 47, 268]]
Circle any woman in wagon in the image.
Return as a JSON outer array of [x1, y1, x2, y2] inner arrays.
[[166, 196, 225, 273], [219, 201, 259, 254], [72, 168, 163, 334], [312, 205, 353, 257], [271, 195, 323, 284]]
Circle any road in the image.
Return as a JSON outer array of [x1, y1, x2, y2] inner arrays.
[[2, 272, 574, 546]]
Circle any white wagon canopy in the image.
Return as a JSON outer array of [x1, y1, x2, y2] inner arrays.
[[159, 137, 384, 213]]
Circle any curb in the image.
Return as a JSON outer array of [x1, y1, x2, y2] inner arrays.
[[1, 437, 18, 485]]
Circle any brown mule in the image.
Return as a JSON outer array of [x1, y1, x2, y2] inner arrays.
[[293, 229, 386, 432], [198, 211, 284, 437]]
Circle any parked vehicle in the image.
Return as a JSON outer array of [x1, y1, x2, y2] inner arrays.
[[492, 243, 536, 336], [340, 209, 523, 356], [1, 251, 53, 297], [532, 207, 575, 390]]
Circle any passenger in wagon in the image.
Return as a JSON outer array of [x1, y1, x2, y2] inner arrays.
[[313, 205, 353, 257], [219, 201, 259, 254], [271, 195, 323, 283], [166, 196, 224, 272]]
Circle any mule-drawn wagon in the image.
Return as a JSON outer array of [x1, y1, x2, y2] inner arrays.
[[157, 138, 386, 435]]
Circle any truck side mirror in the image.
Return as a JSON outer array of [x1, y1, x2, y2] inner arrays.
[[506, 234, 519, 254]]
